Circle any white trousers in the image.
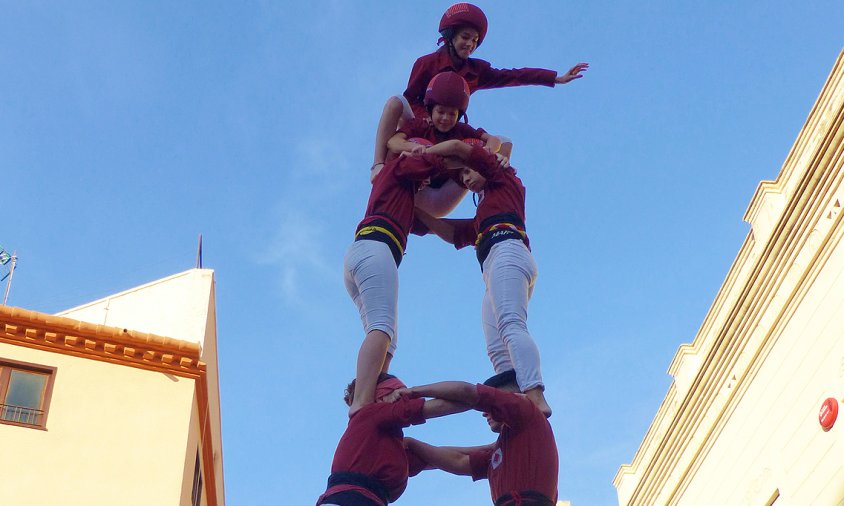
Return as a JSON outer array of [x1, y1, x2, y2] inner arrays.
[[481, 239, 543, 392], [343, 240, 398, 356]]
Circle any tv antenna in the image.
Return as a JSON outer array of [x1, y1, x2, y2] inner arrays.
[[195, 234, 203, 269], [1, 246, 18, 306]]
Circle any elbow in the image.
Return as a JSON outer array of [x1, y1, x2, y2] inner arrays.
[[460, 382, 479, 405]]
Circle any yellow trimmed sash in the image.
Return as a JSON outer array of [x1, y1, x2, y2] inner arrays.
[[475, 222, 526, 246], [356, 226, 405, 256]]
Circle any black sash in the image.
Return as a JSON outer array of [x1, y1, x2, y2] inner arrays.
[[325, 472, 389, 505], [355, 218, 404, 267], [494, 490, 554, 506]]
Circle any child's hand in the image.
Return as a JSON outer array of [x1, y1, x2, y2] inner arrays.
[[410, 144, 427, 156], [555, 62, 589, 84], [495, 153, 510, 170], [379, 390, 404, 403], [483, 136, 502, 154]]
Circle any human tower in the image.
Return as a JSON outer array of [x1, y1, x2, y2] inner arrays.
[[317, 4, 588, 505]]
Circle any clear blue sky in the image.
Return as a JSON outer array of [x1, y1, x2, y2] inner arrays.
[[2, 2, 842, 504]]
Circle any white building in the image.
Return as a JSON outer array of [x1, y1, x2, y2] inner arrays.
[[0, 268, 225, 505], [614, 50, 844, 505]]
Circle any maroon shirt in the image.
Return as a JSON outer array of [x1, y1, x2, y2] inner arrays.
[[446, 146, 529, 250], [358, 152, 445, 252], [467, 384, 558, 503], [404, 46, 558, 117], [398, 116, 485, 145], [330, 396, 427, 502], [398, 117, 485, 188]]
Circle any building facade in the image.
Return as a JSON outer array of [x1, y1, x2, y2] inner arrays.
[[0, 268, 224, 505], [614, 51, 844, 505]]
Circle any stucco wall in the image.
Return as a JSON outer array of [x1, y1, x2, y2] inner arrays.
[[675, 238, 844, 504], [0, 343, 196, 506]]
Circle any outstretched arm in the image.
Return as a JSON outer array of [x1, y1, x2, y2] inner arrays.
[[424, 139, 473, 159], [400, 381, 481, 405], [387, 132, 427, 155], [555, 62, 589, 84], [421, 398, 471, 420], [404, 437, 474, 476], [415, 208, 457, 244]]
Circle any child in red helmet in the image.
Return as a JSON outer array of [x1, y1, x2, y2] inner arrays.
[[386, 71, 509, 216], [370, 3, 588, 204], [316, 373, 471, 506], [412, 138, 553, 417]]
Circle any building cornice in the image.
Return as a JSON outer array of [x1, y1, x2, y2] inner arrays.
[[616, 48, 844, 505], [0, 305, 204, 378]]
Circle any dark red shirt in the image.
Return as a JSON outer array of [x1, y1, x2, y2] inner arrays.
[[330, 396, 427, 502], [398, 116, 485, 145], [446, 146, 529, 250], [404, 46, 558, 117], [467, 384, 558, 503], [398, 117, 485, 189], [358, 153, 445, 251]]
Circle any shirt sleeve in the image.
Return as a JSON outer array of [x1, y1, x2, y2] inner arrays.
[[468, 447, 494, 481], [475, 59, 558, 90], [403, 55, 433, 112], [409, 216, 430, 237], [391, 153, 443, 182], [398, 117, 427, 139], [405, 446, 428, 478], [473, 384, 533, 431], [466, 145, 503, 180], [442, 218, 476, 249], [452, 122, 484, 140], [375, 396, 427, 429]]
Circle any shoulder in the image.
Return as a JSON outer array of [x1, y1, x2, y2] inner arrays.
[[467, 56, 493, 70], [416, 49, 440, 62], [476, 384, 538, 419], [406, 116, 431, 131], [451, 122, 482, 138], [414, 47, 447, 67]]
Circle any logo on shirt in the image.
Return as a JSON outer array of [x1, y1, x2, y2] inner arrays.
[[490, 448, 503, 469]]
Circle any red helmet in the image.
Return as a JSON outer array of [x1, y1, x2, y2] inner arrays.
[[424, 72, 470, 115], [439, 3, 488, 47]]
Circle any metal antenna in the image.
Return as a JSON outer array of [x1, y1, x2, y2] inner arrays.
[[1, 247, 18, 306], [196, 234, 203, 269]]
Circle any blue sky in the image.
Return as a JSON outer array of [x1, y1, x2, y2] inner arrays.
[[3, 1, 843, 504]]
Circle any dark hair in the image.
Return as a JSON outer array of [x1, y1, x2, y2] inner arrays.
[[483, 370, 517, 388], [344, 373, 397, 405], [439, 27, 455, 48]]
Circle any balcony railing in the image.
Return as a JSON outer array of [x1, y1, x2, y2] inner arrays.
[[0, 404, 44, 426]]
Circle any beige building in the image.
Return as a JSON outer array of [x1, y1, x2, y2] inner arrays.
[[0, 268, 224, 506], [614, 50, 844, 505]]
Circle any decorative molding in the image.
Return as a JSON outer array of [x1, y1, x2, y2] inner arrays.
[[0, 305, 204, 378]]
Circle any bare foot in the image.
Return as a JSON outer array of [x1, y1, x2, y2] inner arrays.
[[525, 387, 552, 418]]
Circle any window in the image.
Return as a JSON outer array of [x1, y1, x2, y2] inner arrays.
[[0, 358, 56, 429], [191, 450, 203, 506]]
